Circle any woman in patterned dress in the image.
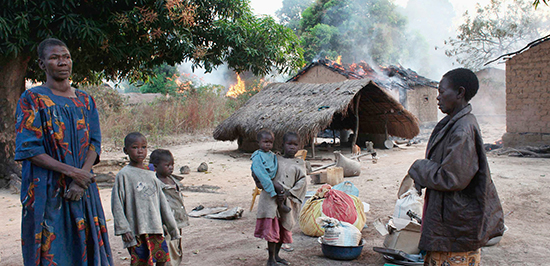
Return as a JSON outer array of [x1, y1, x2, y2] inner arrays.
[[15, 38, 112, 265]]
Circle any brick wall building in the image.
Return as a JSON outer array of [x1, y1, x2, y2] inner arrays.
[[503, 38, 550, 147]]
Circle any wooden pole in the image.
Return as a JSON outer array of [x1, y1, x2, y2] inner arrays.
[[351, 94, 361, 152], [311, 135, 316, 159]]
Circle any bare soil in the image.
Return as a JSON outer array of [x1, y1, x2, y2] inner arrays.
[[1, 121, 549, 266]]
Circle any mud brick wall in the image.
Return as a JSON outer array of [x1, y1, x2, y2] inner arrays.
[[293, 65, 348, 83], [503, 40, 550, 147], [405, 86, 438, 124]]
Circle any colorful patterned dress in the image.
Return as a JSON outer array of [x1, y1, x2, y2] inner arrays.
[[15, 86, 113, 265]]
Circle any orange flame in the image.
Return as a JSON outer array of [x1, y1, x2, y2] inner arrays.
[[176, 80, 193, 94], [226, 74, 246, 97], [335, 55, 342, 65]]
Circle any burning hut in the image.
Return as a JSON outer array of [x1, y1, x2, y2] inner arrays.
[[489, 35, 550, 147], [288, 59, 439, 125], [213, 79, 419, 152]]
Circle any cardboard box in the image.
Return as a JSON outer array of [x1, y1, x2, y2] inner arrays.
[[383, 218, 421, 254], [309, 167, 344, 186], [310, 170, 327, 184]]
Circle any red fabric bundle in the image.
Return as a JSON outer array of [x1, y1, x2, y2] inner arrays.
[[322, 189, 358, 224]]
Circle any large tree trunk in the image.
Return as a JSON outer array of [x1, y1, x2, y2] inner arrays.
[[0, 54, 30, 185]]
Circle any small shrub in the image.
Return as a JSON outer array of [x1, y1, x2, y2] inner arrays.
[[81, 84, 125, 118]]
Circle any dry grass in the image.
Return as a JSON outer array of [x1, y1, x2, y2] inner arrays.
[[82, 84, 252, 148]]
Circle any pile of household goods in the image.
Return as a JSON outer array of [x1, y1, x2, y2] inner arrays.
[[373, 175, 424, 265], [300, 182, 368, 260], [300, 183, 366, 237]]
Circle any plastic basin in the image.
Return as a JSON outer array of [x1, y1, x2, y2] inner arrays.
[[319, 237, 365, 260]]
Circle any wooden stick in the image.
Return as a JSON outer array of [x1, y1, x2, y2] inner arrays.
[[351, 94, 361, 152], [310, 162, 336, 173], [250, 187, 261, 212], [311, 135, 316, 159]]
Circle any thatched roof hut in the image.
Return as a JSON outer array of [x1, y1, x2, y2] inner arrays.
[[288, 58, 439, 124], [214, 79, 419, 151]]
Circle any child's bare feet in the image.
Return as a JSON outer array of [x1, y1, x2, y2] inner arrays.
[[281, 243, 294, 252], [275, 256, 290, 265], [267, 258, 278, 266]]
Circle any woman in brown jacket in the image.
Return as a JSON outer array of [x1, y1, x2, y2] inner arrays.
[[407, 68, 505, 266]]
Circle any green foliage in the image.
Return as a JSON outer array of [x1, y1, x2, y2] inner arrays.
[[296, 0, 410, 65], [0, 0, 304, 84], [139, 64, 179, 95], [445, 0, 547, 70], [217, 15, 305, 75], [533, 0, 549, 8], [276, 0, 315, 32], [300, 24, 340, 60]]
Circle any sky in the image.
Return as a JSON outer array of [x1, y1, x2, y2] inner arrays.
[[185, 0, 544, 85], [191, 0, 493, 84], [246, 0, 496, 80], [249, 0, 491, 19]]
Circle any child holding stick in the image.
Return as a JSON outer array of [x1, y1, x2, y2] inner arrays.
[[150, 149, 189, 266], [254, 132, 307, 266], [112, 132, 180, 266]]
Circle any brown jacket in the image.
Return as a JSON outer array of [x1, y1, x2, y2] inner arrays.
[[408, 105, 505, 252]]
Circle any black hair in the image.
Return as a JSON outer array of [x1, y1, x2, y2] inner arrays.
[[150, 149, 173, 165], [442, 68, 479, 102], [256, 129, 274, 142], [37, 38, 68, 59], [282, 132, 300, 143], [124, 132, 146, 148]]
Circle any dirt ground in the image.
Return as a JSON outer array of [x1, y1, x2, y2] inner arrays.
[[1, 120, 549, 266]]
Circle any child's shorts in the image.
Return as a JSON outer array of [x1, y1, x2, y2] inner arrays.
[[254, 218, 292, 243], [128, 234, 170, 266]]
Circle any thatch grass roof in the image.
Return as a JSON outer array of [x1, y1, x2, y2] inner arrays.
[[288, 58, 438, 89], [213, 79, 419, 146]]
